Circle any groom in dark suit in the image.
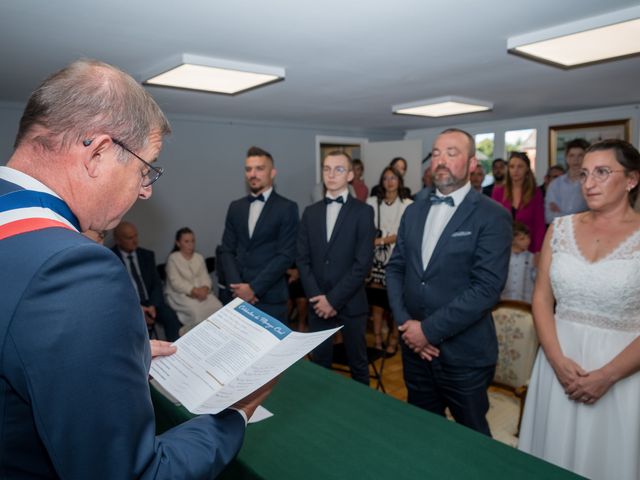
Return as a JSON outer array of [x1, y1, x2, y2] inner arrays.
[[297, 151, 375, 385], [386, 128, 512, 435], [219, 146, 299, 321]]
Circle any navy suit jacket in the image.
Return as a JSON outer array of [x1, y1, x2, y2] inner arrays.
[[111, 246, 165, 307], [297, 196, 375, 317], [386, 188, 512, 366], [0, 178, 244, 479], [219, 191, 299, 305]]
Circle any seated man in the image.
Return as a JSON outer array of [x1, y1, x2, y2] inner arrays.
[[112, 221, 182, 341]]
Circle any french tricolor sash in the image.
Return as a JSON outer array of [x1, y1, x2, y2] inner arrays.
[[0, 189, 80, 241]]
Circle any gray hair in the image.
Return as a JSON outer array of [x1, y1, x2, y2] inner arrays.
[[439, 128, 476, 157], [14, 59, 170, 154]]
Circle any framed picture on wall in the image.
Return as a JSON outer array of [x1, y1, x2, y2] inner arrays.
[[549, 119, 630, 167]]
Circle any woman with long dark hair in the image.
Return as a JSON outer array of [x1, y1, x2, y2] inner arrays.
[[366, 166, 412, 356], [519, 140, 640, 479]]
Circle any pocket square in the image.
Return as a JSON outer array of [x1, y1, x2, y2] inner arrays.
[[451, 230, 472, 237]]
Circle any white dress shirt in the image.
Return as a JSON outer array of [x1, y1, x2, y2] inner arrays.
[[421, 182, 471, 270], [326, 189, 349, 241], [248, 187, 272, 238]]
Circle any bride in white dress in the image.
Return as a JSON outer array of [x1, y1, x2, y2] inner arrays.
[[519, 139, 640, 480]]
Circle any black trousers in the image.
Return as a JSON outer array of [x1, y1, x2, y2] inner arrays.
[[401, 344, 495, 436], [255, 302, 288, 324], [308, 310, 369, 386], [150, 302, 181, 342]]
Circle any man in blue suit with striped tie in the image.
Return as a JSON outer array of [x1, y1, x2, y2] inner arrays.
[[0, 59, 271, 479]]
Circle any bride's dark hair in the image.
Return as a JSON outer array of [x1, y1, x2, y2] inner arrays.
[[587, 139, 640, 206]]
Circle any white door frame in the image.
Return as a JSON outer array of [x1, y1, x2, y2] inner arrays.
[[315, 135, 369, 184]]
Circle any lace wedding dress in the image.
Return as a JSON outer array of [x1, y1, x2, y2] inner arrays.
[[519, 214, 640, 480]]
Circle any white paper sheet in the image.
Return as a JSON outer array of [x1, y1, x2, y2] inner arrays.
[[248, 405, 273, 423], [150, 298, 339, 414]]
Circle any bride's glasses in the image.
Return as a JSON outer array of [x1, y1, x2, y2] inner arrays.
[[578, 166, 625, 184]]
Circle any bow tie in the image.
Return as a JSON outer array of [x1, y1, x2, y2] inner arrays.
[[324, 196, 345, 205], [429, 194, 455, 207], [248, 194, 265, 203]]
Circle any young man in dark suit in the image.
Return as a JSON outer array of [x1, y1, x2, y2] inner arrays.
[[297, 151, 375, 385], [112, 221, 182, 341], [219, 146, 299, 322], [386, 129, 512, 435]]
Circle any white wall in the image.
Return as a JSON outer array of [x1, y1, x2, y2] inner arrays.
[[404, 104, 640, 181], [0, 102, 21, 157], [362, 140, 423, 195], [0, 103, 400, 259], [4, 100, 639, 259]]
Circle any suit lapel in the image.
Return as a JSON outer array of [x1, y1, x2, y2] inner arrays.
[[320, 202, 329, 247], [239, 197, 251, 241], [250, 192, 276, 244], [412, 199, 431, 275], [424, 189, 478, 275], [327, 196, 353, 249]]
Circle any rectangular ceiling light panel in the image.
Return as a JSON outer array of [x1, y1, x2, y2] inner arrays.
[[144, 54, 285, 95], [393, 97, 493, 118], [508, 6, 640, 67]]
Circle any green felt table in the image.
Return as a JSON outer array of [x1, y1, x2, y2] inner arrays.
[[151, 360, 582, 479]]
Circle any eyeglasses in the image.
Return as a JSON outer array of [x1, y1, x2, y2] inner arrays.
[[111, 138, 164, 187], [83, 137, 164, 187], [578, 166, 625, 184], [322, 166, 349, 175]]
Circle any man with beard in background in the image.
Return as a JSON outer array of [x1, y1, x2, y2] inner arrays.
[[219, 146, 299, 322]]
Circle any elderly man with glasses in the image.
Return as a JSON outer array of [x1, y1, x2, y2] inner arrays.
[[0, 59, 272, 479]]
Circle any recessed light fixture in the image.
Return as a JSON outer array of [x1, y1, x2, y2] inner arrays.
[[508, 5, 640, 68], [143, 54, 285, 95], [392, 96, 493, 118]]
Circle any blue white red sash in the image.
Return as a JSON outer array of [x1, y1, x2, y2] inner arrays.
[[0, 189, 80, 240]]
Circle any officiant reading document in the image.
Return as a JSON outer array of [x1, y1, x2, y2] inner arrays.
[[150, 298, 340, 414], [0, 59, 286, 479]]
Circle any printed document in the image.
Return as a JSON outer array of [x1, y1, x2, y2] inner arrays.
[[150, 298, 339, 414]]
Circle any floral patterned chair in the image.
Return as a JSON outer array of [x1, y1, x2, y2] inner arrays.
[[491, 300, 539, 435]]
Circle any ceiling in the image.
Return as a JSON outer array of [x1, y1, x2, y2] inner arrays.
[[1, 0, 638, 133]]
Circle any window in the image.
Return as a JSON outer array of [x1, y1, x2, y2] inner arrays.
[[475, 133, 494, 186], [505, 129, 537, 173]]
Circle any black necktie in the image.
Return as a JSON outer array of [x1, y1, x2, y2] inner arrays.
[[429, 194, 455, 207], [248, 194, 265, 203], [324, 196, 345, 205], [127, 254, 148, 302]]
